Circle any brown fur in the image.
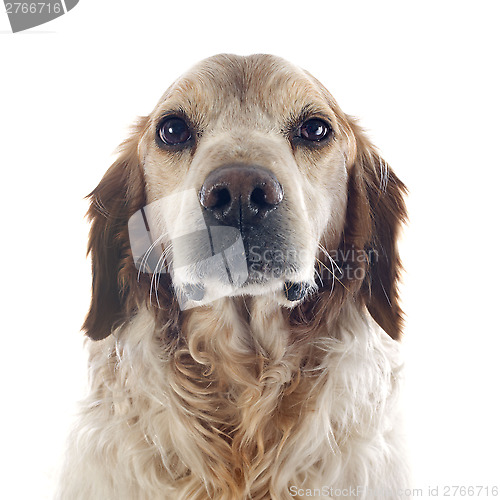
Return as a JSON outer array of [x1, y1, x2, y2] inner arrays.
[[84, 71, 406, 344], [69, 54, 409, 500]]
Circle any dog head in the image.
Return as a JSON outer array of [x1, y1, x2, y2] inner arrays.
[[84, 54, 406, 341]]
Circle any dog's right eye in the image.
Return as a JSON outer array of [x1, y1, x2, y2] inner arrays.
[[157, 117, 192, 146], [299, 118, 331, 142]]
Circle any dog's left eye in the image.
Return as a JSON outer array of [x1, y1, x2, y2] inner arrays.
[[157, 117, 192, 145], [299, 119, 331, 142]]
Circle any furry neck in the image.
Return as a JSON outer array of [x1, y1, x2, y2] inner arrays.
[[85, 295, 400, 499]]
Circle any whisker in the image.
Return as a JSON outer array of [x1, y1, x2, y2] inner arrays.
[[150, 243, 173, 308], [313, 267, 324, 288], [317, 242, 342, 274], [139, 232, 169, 276], [91, 196, 111, 218], [315, 249, 348, 293]]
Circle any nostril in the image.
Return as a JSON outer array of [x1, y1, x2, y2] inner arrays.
[[201, 185, 231, 210], [250, 182, 283, 209], [250, 187, 268, 207], [213, 187, 231, 208]]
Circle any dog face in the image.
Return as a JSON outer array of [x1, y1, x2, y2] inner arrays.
[[139, 55, 352, 304], [84, 54, 407, 341]]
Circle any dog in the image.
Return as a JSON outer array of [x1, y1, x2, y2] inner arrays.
[[58, 54, 409, 499]]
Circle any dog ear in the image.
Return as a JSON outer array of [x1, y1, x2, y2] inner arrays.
[[82, 117, 149, 341], [346, 118, 408, 340]]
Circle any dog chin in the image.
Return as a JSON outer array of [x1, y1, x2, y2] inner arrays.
[[174, 274, 316, 311]]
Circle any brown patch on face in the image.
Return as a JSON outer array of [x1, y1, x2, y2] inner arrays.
[[83, 117, 180, 341], [290, 117, 407, 340]]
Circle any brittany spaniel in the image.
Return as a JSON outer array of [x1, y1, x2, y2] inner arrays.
[[58, 54, 409, 499]]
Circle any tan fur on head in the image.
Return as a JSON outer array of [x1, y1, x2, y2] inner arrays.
[[59, 54, 409, 500]]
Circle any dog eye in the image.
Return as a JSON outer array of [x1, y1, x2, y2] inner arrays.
[[157, 117, 192, 145], [299, 119, 331, 142]]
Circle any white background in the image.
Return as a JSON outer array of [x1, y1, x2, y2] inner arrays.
[[1, 1, 499, 498]]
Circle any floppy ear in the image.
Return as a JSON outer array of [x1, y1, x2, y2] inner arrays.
[[345, 118, 408, 340], [82, 117, 149, 340]]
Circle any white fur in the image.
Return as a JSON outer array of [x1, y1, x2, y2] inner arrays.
[[57, 298, 410, 499], [58, 53, 409, 500]]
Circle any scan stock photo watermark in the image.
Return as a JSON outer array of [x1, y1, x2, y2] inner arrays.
[[127, 189, 378, 310], [3, 0, 78, 32], [288, 484, 499, 498]]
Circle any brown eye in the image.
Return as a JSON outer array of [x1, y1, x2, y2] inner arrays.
[[299, 119, 331, 142], [157, 117, 192, 145]]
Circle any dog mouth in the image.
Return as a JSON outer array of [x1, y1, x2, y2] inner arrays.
[[170, 225, 314, 307], [181, 280, 311, 299], [179, 279, 313, 305], [127, 200, 315, 310]]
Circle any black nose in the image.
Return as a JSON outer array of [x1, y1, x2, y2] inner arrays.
[[199, 165, 284, 226]]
